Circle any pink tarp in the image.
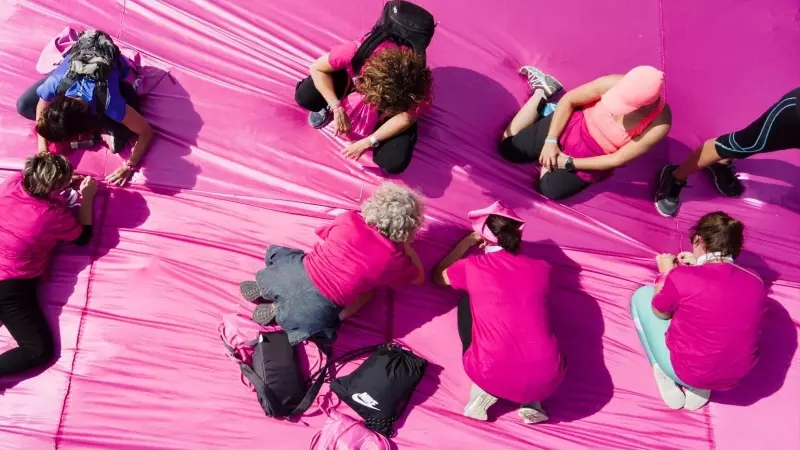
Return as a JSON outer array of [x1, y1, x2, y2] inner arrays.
[[1, 1, 798, 449]]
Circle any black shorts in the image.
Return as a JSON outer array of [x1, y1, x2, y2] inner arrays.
[[715, 87, 800, 159]]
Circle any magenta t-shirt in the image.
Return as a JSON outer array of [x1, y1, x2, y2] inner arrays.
[[0, 174, 82, 280], [446, 250, 566, 403], [653, 263, 766, 390], [327, 39, 432, 141], [303, 211, 418, 307]]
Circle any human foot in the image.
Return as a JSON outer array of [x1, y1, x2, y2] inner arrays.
[[308, 108, 331, 129], [653, 364, 685, 409], [654, 164, 686, 217], [684, 387, 711, 411], [707, 162, 743, 197], [463, 384, 498, 421], [252, 303, 277, 325], [518, 402, 549, 424], [239, 281, 262, 302], [519, 66, 563, 99]]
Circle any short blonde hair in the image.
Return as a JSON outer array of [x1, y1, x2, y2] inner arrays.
[[361, 183, 424, 242], [22, 153, 73, 198]]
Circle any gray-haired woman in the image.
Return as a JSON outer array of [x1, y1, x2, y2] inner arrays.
[[239, 182, 425, 345]]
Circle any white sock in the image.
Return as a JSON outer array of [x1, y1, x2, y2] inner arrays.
[[653, 364, 685, 409], [684, 387, 711, 411], [463, 384, 498, 421], [518, 402, 548, 424]]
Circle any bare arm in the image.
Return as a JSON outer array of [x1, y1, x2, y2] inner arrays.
[[120, 107, 154, 167], [339, 290, 375, 320], [567, 106, 672, 171], [342, 113, 417, 161], [36, 98, 50, 153], [433, 233, 482, 286], [404, 242, 425, 286], [310, 54, 342, 107]]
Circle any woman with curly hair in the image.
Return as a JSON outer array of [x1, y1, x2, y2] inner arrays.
[[295, 37, 433, 174], [238, 183, 425, 345]]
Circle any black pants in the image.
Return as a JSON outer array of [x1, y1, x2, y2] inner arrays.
[[294, 73, 417, 174], [715, 87, 800, 159], [0, 278, 54, 377], [499, 112, 590, 200], [16, 76, 141, 142], [457, 295, 472, 354]]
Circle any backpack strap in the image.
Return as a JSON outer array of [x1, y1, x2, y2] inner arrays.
[[56, 73, 78, 97]]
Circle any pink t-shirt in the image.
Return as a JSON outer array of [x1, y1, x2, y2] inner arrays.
[[302, 211, 418, 307], [0, 174, 82, 280], [559, 109, 611, 183], [327, 39, 432, 141], [653, 263, 766, 390], [447, 250, 566, 403]]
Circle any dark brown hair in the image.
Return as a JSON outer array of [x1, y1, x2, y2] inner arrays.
[[22, 152, 74, 198], [354, 47, 432, 119], [36, 95, 96, 143], [487, 214, 523, 254], [690, 211, 744, 258]]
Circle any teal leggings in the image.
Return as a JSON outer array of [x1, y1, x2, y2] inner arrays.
[[630, 286, 688, 387]]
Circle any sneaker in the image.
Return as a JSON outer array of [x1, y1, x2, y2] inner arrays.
[[707, 162, 743, 197], [463, 384, 498, 421], [518, 402, 549, 424], [239, 281, 262, 303], [684, 387, 711, 411], [308, 108, 331, 129], [654, 164, 686, 217], [252, 303, 277, 325], [653, 364, 686, 410], [519, 66, 563, 99]]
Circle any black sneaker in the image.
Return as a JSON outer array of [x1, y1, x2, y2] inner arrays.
[[707, 162, 743, 197], [654, 164, 686, 217], [308, 108, 331, 129]]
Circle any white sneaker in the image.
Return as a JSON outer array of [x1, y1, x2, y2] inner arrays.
[[463, 385, 498, 421], [519, 66, 563, 99], [684, 387, 711, 411], [518, 402, 548, 424], [653, 364, 685, 409]]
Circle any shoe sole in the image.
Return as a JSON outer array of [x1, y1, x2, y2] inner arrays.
[[239, 282, 262, 302], [463, 393, 498, 421], [654, 165, 679, 218], [252, 304, 276, 325]]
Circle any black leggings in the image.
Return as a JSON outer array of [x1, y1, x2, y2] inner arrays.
[[457, 295, 472, 354], [294, 72, 417, 174], [0, 278, 54, 377], [16, 76, 141, 142], [499, 111, 590, 200]]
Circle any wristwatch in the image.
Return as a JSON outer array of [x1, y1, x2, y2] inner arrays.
[[565, 156, 575, 173], [368, 135, 380, 148]]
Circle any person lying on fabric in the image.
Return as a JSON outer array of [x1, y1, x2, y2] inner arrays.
[[655, 87, 800, 217], [15, 29, 153, 187], [0, 153, 96, 380], [630, 211, 765, 411], [500, 66, 672, 200], [238, 183, 425, 346], [432, 202, 566, 424], [295, 38, 433, 174]]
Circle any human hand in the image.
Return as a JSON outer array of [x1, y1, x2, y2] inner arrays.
[[539, 141, 561, 170], [79, 176, 98, 198], [332, 107, 351, 136], [105, 165, 132, 186], [468, 232, 485, 247], [677, 252, 697, 266], [656, 253, 677, 274], [341, 139, 370, 161]]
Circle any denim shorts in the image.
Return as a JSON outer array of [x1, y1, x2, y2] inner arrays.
[[255, 245, 342, 346]]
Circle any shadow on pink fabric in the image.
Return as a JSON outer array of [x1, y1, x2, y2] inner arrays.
[[0, 1, 798, 449]]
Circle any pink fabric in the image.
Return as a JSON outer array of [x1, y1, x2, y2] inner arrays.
[[327, 39, 432, 141], [35, 25, 79, 74], [467, 201, 526, 244], [447, 251, 565, 403], [309, 409, 391, 450], [653, 263, 766, 390], [559, 110, 612, 183], [1, 2, 799, 449], [0, 174, 82, 280], [303, 211, 417, 306]]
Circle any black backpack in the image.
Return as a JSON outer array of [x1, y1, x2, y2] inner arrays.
[[57, 29, 122, 118], [351, 0, 436, 74]]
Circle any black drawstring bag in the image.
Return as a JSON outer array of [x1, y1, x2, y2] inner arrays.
[[330, 343, 428, 437]]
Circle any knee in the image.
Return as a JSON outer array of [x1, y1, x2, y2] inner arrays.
[[25, 339, 56, 367], [631, 286, 656, 310], [537, 177, 567, 200], [380, 159, 411, 174], [498, 137, 524, 163], [16, 95, 37, 121]]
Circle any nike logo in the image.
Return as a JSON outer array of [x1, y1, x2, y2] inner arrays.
[[352, 392, 381, 411]]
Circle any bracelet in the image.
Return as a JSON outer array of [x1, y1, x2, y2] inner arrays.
[[123, 160, 139, 173], [327, 100, 341, 111], [544, 137, 559, 145]]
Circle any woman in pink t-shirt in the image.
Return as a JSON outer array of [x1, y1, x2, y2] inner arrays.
[[631, 212, 766, 411], [433, 207, 565, 424], [0, 153, 96, 379], [238, 183, 425, 346], [500, 66, 672, 200], [294, 35, 432, 174]]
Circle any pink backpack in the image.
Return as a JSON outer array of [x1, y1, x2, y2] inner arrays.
[[309, 409, 391, 450]]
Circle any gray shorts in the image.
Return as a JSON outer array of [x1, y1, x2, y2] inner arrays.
[[255, 245, 342, 346]]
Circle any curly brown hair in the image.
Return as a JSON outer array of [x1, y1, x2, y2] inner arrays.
[[354, 47, 432, 119]]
